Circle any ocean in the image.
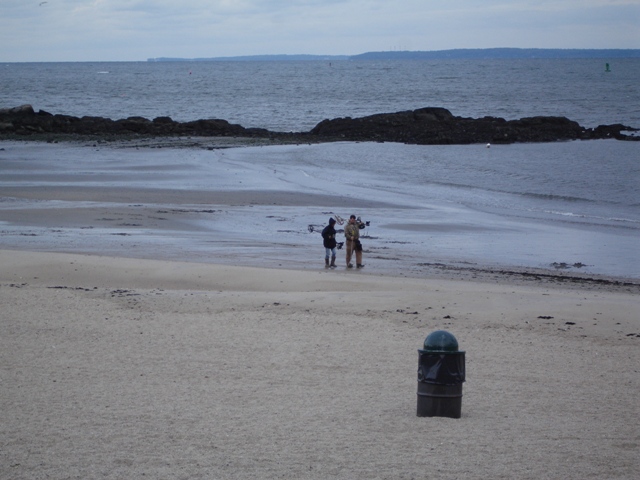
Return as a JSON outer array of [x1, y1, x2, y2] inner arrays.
[[2, 58, 639, 130], [0, 59, 639, 279]]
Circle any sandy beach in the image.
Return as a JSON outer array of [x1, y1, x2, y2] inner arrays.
[[1, 249, 639, 479], [1, 139, 639, 478]]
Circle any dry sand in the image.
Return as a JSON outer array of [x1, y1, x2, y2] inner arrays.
[[1, 249, 639, 479]]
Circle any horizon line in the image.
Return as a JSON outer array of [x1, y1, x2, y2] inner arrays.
[[3, 47, 640, 64]]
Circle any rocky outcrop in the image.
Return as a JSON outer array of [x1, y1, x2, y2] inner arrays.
[[0, 105, 637, 144], [0, 105, 270, 138], [309, 107, 638, 144]]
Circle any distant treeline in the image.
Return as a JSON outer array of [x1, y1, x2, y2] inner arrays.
[[148, 48, 640, 62], [148, 54, 350, 62]]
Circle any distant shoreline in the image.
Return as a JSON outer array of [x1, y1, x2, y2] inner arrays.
[[147, 48, 640, 62]]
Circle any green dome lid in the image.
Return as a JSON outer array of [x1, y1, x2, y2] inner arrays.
[[423, 330, 459, 352]]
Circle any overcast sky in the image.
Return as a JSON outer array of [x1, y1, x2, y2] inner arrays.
[[1, 0, 639, 62]]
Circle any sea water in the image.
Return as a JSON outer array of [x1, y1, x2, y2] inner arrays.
[[217, 140, 639, 278], [0, 59, 638, 278], [2, 59, 639, 130]]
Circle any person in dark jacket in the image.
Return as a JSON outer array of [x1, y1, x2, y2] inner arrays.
[[321, 217, 338, 268]]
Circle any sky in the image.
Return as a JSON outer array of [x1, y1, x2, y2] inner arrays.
[[1, 0, 639, 62]]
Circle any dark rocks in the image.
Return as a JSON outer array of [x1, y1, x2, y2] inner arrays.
[[309, 107, 637, 144], [0, 104, 637, 144], [3, 105, 36, 115], [0, 104, 262, 139], [586, 123, 636, 140]]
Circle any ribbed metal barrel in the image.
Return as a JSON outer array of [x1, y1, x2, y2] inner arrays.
[[416, 370, 464, 418], [417, 330, 465, 418]]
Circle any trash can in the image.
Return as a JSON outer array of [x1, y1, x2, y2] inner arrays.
[[417, 330, 465, 418]]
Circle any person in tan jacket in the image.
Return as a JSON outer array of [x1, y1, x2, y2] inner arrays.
[[344, 214, 364, 269]]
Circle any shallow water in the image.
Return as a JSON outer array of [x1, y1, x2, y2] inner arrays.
[[0, 140, 638, 280]]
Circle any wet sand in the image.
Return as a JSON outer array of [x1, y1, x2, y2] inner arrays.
[[2, 140, 639, 288]]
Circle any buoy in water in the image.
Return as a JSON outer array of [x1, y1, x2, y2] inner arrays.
[[605, 63, 611, 72], [486, 143, 491, 148]]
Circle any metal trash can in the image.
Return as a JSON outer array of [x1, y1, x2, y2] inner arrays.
[[417, 330, 465, 418]]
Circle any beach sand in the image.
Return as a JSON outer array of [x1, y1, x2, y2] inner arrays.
[[1, 249, 639, 479]]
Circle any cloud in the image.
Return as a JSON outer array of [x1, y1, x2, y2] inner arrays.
[[0, 0, 638, 61]]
